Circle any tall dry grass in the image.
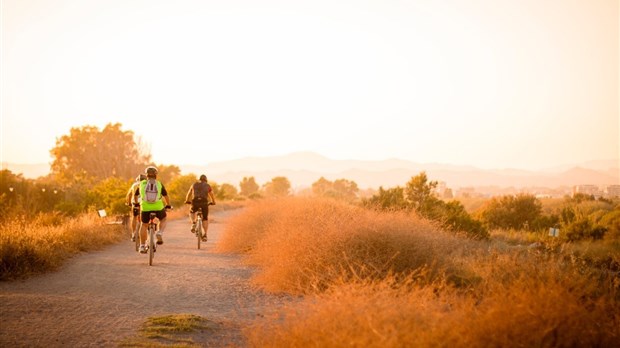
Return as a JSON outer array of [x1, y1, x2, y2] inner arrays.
[[0, 213, 125, 280], [247, 259, 619, 347], [216, 197, 620, 347], [217, 197, 479, 294]]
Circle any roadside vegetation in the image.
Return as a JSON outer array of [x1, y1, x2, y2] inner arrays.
[[3, 122, 619, 346], [0, 212, 124, 280], [218, 196, 619, 347]]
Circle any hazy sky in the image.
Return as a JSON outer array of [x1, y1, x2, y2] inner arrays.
[[2, 0, 618, 170]]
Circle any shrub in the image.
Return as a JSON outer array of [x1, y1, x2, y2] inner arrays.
[[477, 194, 543, 230], [218, 197, 479, 294]]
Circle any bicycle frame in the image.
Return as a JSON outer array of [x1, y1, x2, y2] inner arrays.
[[147, 212, 157, 266], [196, 209, 203, 249]]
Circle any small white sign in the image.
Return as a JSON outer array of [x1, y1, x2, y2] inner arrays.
[[97, 209, 107, 217], [549, 227, 559, 237]]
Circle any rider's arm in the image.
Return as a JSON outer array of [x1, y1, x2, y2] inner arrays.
[[208, 191, 216, 204], [161, 185, 171, 207], [185, 186, 193, 202], [126, 187, 134, 206]]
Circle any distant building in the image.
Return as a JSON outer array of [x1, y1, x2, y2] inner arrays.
[[573, 185, 602, 198], [606, 185, 620, 198]]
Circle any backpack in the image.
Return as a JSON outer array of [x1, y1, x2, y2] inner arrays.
[[145, 179, 159, 203], [193, 182, 210, 201]]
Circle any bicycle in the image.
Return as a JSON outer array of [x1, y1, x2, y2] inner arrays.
[[145, 212, 158, 266], [131, 203, 141, 252], [195, 208, 204, 249], [186, 201, 214, 249]]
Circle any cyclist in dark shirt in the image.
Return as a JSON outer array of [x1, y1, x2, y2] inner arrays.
[[185, 174, 216, 242]]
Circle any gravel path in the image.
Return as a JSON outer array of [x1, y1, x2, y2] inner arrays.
[[0, 210, 289, 347]]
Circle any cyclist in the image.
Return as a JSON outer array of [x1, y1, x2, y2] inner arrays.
[[126, 174, 146, 242], [185, 174, 216, 242], [134, 166, 172, 253]]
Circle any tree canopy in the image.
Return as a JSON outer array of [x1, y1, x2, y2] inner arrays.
[[263, 176, 291, 197], [239, 176, 259, 197], [50, 123, 150, 183]]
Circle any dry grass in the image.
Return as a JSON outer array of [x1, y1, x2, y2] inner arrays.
[[216, 197, 620, 347], [217, 197, 478, 294], [247, 259, 619, 348], [0, 213, 124, 280]]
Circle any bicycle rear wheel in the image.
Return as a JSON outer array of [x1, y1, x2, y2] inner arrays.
[[148, 225, 155, 266], [196, 219, 202, 249], [134, 223, 140, 252]]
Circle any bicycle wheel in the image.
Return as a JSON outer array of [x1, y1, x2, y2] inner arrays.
[[134, 222, 140, 252], [148, 224, 155, 266], [196, 219, 202, 249]]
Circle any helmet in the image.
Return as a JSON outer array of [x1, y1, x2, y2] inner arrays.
[[145, 166, 158, 176], [136, 174, 147, 181], [199, 174, 207, 182]]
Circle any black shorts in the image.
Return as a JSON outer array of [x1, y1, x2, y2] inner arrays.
[[140, 209, 167, 224], [132, 206, 140, 217], [190, 199, 209, 220]]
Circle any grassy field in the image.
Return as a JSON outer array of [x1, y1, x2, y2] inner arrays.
[[217, 197, 620, 347], [0, 212, 126, 280]]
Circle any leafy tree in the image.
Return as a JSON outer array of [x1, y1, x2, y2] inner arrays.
[[167, 174, 198, 207], [84, 177, 131, 215], [50, 123, 150, 183], [216, 183, 238, 201], [404, 172, 440, 217], [263, 176, 291, 197], [362, 186, 407, 210], [600, 209, 620, 242], [438, 200, 488, 238], [1, 170, 24, 212], [154, 164, 181, 184], [564, 218, 607, 241], [363, 172, 488, 239], [311, 177, 359, 202], [239, 176, 259, 197], [477, 194, 543, 230], [312, 177, 332, 196]]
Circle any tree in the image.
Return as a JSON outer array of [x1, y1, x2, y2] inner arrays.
[[167, 174, 197, 207], [263, 176, 291, 197], [404, 172, 441, 218], [216, 183, 238, 201], [50, 123, 151, 183], [84, 177, 131, 215], [311, 177, 359, 202], [362, 186, 407, 210], [477, 194, 543, 230], [312, 177, 332, 196], [154, 164, 181, 183], [363, 172, 488, 239], [239, 177, 259, 197]]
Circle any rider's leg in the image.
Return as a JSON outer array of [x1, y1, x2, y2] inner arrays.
[[139, 221, 148, 244], [131, 215, 137, 233], [189, 211, 197, 231], [159, 218, 167, 234]]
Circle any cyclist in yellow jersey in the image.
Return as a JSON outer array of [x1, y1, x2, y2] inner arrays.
[[133, 166, 171, 253]]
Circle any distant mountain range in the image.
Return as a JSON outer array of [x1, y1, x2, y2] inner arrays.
[[181, 152, 619, 191], [4, 152, 618, 191]]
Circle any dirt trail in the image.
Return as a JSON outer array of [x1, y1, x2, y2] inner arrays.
[[0, 210, 289, 347]]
